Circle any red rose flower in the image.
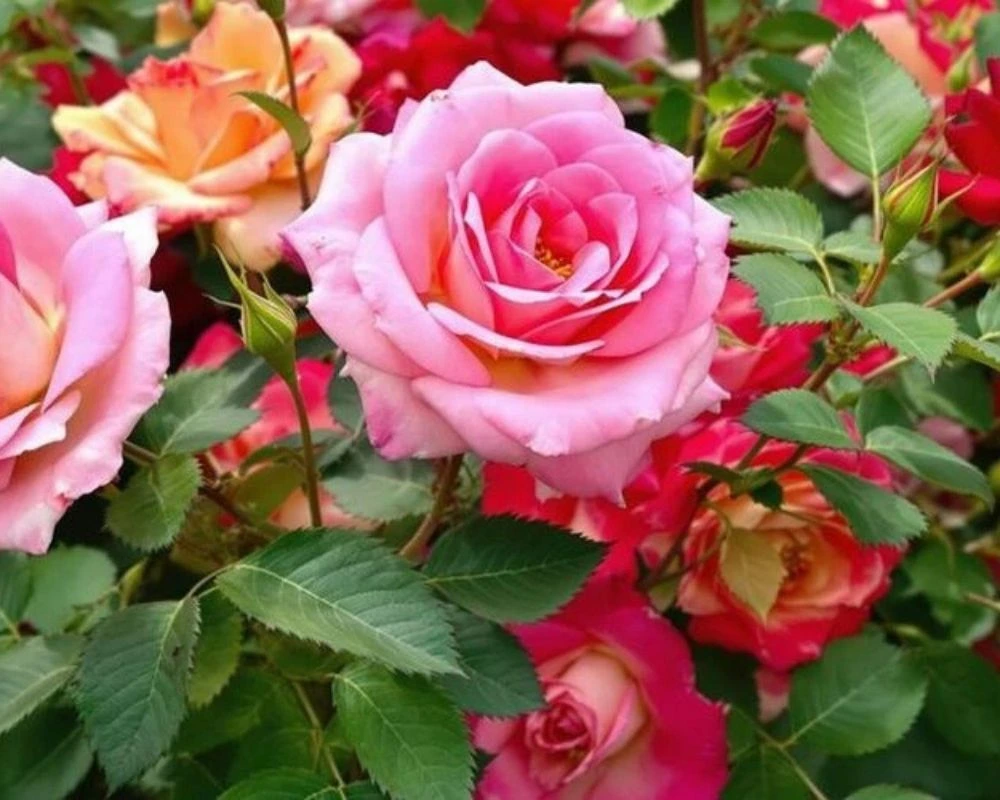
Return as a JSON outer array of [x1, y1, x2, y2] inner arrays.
[[940, 59, 1000, 225]]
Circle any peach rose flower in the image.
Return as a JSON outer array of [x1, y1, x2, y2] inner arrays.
[[54, 1, 361, 271]]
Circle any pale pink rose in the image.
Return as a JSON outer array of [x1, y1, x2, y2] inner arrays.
[[183, 322, 370, 529], [0, 160, 169, 553], [284, 62, 730, 500], [473, 579, 727, 800], [563, 0, 667, 66], [55, 2, 361, 271]]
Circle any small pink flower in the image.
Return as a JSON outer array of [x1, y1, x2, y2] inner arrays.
[[473, 579, 728, 800], [284, 63, 730, 500], [0, 160, 169, 553], [183, 322, 370, 529]]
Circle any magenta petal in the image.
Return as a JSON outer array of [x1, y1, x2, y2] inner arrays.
[[0, 219, 15, 287]]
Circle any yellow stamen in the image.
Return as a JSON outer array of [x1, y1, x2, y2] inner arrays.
[[535, 241, 573, 278]]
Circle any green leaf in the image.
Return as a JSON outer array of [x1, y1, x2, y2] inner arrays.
[[975, 284, 1000, 334], [855, 387, 911, 437], [724, 745, 811, 800], [0, 635, 82, 736], [0, 553, 31, 629], [176, 668, 299, 755], [788, 633, 927, 755], [423, 516, 606, 623], [840, 300, 957, 375], [135, 370, 260, 456], [436, 608, 543, 717], [237, 91, 312, 160], [414, 0, 486, 30], [720, 530, 786, 620], [953, 332, 1000, 371], [750, 11, 839, 50], [218, 529, 460, 675], [0, 706, 93, 800], [799, 464, 925, 545], [187, 593, 243, 708], [107, 454, 202, 552], [649, 87, 694, 149], [76, 599, 200, 790], [900, 362, 993, 431], [714, 188, 824, 255], [329, 374, 364, 434], [743, 389, 856, 449], [0, 85, 57, 172], [823, 230, 881, 265], [903, 540, 997, 645], [23, 547, 116, 634], [915, 643, 1000, 756], [865, 425, 992, 505], [734, 254, 839, 325], [751, 54, 813, 95], [219, 768, 338, 799], [322, 439, 432, 522], [975, 12, 1000, 66], [807, 26, 932, 178], [621, 0, 680, 18], [845, 787, 935, 800], [335, 662, 473, 800]]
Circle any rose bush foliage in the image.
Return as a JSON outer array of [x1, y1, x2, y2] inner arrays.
[[2, 1, 1000, 799]]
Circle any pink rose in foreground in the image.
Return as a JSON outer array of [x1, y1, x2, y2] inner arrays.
[[0, 160, 169, 553], [473, 579, 728, 799], [183, 323, 369, 529], [673, 419, 903, 670], [284, 62, 730, 499]]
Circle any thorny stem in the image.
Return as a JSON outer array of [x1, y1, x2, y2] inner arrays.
[[272, 17, 312, 210], [288, 378, 324, 528], [924, 268, 985, 309], [400, 455, 463, 561], [687, 0, 713, 155]]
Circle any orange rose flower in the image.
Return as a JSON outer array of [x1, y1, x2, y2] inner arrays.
[[53, 1, 361, 270]]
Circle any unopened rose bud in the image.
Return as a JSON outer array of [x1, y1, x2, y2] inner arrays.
[[947, 47, 976, 93], [977, 239, 1000, 282], [882, 163, 938, 260], [221, 254, 298, 384], [696, 99, 778, 183], [192, 0, 217, 24]]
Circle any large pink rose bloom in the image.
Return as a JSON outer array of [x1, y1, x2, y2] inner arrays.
[[473, 579, 727, 799], [0, 160, 169, 553], [284, 63, 730, 499]]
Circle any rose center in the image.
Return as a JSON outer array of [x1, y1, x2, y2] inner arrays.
[[534, 240, 573, 278], [780, 539, 811, 584]]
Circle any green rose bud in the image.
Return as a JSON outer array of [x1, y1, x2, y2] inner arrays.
[[977, 239, 1000, 282], [881, 163, 938, 261], [220, 254, 298, 385], [256, 0, 286, 20]]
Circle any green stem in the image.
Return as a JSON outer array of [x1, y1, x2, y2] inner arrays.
[[293, 681, 344, 786], [288, 378, 323, 528], [400, 455, 463, 561], [272, 18, 311, 210]]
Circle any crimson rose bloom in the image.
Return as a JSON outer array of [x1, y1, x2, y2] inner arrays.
[[473, 579, 727, 799], [940, 59, 1000, 225]]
